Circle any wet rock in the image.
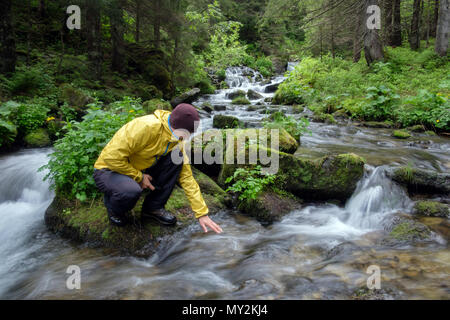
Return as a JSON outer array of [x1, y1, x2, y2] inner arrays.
[[382, 215, 432, 246], [201, 102, 213, 113], [44, 168, 230, 257], [170, 88, 201, 108], [237, 191, 301, 224], [271, 57, 288, 74], [264, 82, 281, 93], [352, 287, 402, 300], [264, 97, 273, 103], [24, 128, 51, 147], [247, 89, 264, 100], [392, 130, 411, 139], [231, 96, 251, 105], [359, 121, 393, 129], [226, 90, 246, 100], [326, 242, 361, 259], [408, 124, 426, 132], [413, 201, 449, 218], [388, 167, 450, 195], [212, 115, 242, 129], [213, 105, 226, 111]]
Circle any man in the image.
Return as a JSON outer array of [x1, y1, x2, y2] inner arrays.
[[93, 103, 223, 234]]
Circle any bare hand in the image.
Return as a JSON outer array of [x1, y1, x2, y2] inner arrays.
[[139, 174, 155, 191], [198, 215, 223, 234]]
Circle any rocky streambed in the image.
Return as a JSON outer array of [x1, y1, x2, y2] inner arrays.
[[0, 65, 449, 299]]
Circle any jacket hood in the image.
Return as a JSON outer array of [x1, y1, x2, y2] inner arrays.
[[154, 110, 179, 143]]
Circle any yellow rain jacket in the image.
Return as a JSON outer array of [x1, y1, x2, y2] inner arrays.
[[94, 110, 209, 219]]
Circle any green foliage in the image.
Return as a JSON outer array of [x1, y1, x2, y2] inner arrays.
[[360, 86, 400, 121], [225, 165, 276, 201], [0, 119, 17, 148], [40, 97, 145, 202], [273, 48, 449, 131], [15, 103, 50, 134], [263, 111, 310, 140], [1, 66, 53, 96]]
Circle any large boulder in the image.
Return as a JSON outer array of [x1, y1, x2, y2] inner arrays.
[[44, 168, 230, 257], [190, 129, 364, 202], [170, 88, 201, 108], [381, 214, 432, 246], [388, 167, 450, 195]]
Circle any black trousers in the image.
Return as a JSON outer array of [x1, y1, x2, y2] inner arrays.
[[93, 150, 183, 217]]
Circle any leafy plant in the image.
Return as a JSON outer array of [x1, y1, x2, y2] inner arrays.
[[40, 97, 145, 201], [225, 165, 276, 201], [360, 86, 400, 121], [263, 112, 310, 140]]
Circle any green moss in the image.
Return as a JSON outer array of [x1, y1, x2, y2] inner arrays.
[[292, 105, 305, 114], [59, 84, 93, 108], [231, 96, 251, 105], [213, 115, 241, 129], [408, 124, 425, 132], [389, 221, 431, 241], [24, 128, 51, 147], [425, 130, 436, 136], [392, 129, 411, 139], [165, 187, 190, 214], [142, 99, 172, 114], [413, 201, 449, 218], [313, 112, 336, 124]]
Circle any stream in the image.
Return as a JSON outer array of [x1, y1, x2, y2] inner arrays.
[[0, 65, 449, 299]]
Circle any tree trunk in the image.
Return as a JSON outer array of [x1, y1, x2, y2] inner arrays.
[[0, 0, 16, 74], [153, 0, 161, 49], [390, 0, 402, 46], [135, 0, 141, 42], [410, 0, 422, 50], [431, 0, 439, 37], [435, 0, 450, 56], [383, 0, 394, 44], [353, 2, 364, 62], [110, 0, 126, 73], [86, 0, 102, 79], [364, 0, 384, 65]]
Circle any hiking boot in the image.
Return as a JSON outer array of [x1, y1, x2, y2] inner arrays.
[[107, 210, 128, 227], [142, 208, 177, 226]]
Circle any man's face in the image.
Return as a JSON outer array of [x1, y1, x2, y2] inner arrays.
[[173, 128, 192, 142]]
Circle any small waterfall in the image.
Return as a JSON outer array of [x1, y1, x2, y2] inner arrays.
[[225, 66, 263, 88], [0, 149, 54, 296], [345, 165, 412, 229]]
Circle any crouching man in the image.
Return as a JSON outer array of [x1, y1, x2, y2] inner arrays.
[[93, 103, 223, 234]]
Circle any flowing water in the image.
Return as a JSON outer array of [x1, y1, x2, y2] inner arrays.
[[0, 66, 449, 299]]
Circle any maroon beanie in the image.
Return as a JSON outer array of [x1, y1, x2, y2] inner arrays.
[[169, 103, 200, 133]]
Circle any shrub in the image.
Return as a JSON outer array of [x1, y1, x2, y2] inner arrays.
[[1, 66, 53, 96], [360, 86, 400, 121], [0, 119, 17, 148], [225, 165, 276, 201], [40, 97, 145, 201], [15, 103, 50, 134], [263, 112, 310, 140]]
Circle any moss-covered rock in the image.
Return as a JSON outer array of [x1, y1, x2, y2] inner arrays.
[[231, 96, 251, 105], [226, 90, 246, 100], [59, 84, 94, 109], [24, 128, 51, 147], [312, 112, 336, 124], [212, 115, 242, 129], [408, 124, 425, 132], [359, 121, 394, 128], [247, 89, 264, 100], [237, 190, 300, 224], [142, 99, 172, 114], [383, 216, 432, 245], [170, 88, 201, 108], [44, 168, 230, 257], [392, 130, 411, 139], [413, 201, 449, 218], [388, 167, 450, 195]]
